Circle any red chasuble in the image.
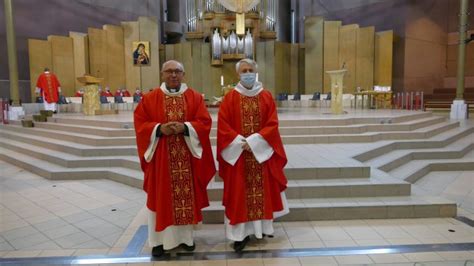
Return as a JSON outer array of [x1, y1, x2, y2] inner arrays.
[[217, 89, 287, 225], [36, 72, 60, 103], [134, 88, 216, 232]]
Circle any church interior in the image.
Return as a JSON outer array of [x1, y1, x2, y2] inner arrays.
[[0, 0, 473, 265]]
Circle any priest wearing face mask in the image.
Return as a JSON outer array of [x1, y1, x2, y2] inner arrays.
[[217, 58, 289, 252]]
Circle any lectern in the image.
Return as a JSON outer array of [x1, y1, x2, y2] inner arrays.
[[77, 75, 103, 116], [325, 69, 347, 114]]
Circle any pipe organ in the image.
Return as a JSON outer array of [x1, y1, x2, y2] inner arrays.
[[185, 0, 277, 65]]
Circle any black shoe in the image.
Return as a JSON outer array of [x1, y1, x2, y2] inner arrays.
[[151, 245, 165, 257], [233, 236, 250, 252], [262, 234, 274, 238], [179, 243, 195, 251]]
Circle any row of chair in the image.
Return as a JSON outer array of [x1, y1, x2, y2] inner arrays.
[[276, 92, 332, 101]]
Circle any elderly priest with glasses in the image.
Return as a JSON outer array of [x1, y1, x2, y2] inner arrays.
[[134, 60, 216, 257]]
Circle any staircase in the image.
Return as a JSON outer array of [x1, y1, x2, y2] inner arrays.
[[0, 111, 469, 223]]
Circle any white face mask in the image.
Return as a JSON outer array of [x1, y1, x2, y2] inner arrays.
[[240, 72, 257, 88]]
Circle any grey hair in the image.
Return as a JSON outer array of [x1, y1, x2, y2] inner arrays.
[[235, 59, 258, 73], [162, 60, 185, 72]]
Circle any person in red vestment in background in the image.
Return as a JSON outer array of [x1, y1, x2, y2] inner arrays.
[[74, 88, 84, 97], [102, 86, 113, 97], [114, 89, 123, 97], [133, 88, 143, 103], [217, 58, 289, 252], [134, 60, 216, 257], [35, 67, 61, 112], [122, 88, 131, 97]]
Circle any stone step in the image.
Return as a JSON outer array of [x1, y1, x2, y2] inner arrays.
[[368, 135, 474, 172], [32, 115, 443, 138], [208, 116, 446, 137], [0, 124, 136, 146], [388, 150, 474, 183], [0, 138, 141, 170], [0, 144, 398, 200], [33, 121, 136, 137], [3, 118, 458, 147], [272, 120, 459, 145], [0, 129, 137, 157], [207, 176, 411, 201], [0, 146, 144, 188], [0, 137, 370, 182], [353, 124, 473, 162], [46, 111, 433, 129], [202, 196, 457, 222]]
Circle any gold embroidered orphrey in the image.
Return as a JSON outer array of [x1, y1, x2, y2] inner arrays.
[[164, 94, 195, 225], [240, 94, 265, 220]]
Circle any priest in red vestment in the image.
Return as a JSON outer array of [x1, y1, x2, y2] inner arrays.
[[134, 60, 216, 257], [122, 89, 131, 97], [35, 68, 61, 112], [102, 87, 113, 97], [217, 59, 289, 252]]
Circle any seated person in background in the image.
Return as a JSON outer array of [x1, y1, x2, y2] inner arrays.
[[58, 94, 68, 104], [122, 88, 131, 97], [102, 86, 113, 97], [114, 89, 123, 97], [100, 95, 109, 104], [133, 88, 143, 103], [74, 88, 84, 97]]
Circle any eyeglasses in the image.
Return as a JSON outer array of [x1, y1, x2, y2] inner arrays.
[[163, 69, 184, 75]]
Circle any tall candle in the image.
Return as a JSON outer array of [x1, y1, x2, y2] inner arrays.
[[221, 75, 224, 86]]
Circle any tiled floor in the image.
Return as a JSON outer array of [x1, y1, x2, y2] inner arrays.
[[0, 161, 473, 265]]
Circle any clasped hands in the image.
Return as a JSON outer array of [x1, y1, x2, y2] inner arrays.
[[241, 139, 251, 152], [160, 122, 185, 136]]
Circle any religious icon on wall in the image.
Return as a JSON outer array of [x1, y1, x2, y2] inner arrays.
[[133, 41, 150, 65]]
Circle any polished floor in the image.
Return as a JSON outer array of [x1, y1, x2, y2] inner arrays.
[[0, 108, 473, 265]]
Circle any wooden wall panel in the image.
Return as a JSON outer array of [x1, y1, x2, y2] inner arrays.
[[121, 21, 141, 91], [265, 41, 276, 95], [88, 28, 108, 88], [304, 16, 324, 94], [28, 39, 52, 102], [69, 32, 89, 90], [48, 35, 75, 96], [173, 43, 183, 63], [223, 61, 239, 86], [299, 46, 305, 93], [191, 42, 202, 92], [256, 41, 267, 88], [274, 42, 291, 95], [338, 24, 358, 93], [356, 26, 375, 91], [210, 65, 222, 98], [138, 16, 160, 90], [290, 44, 299, 94], [182, 42, 193, 88], [104, 25, 125, 90], [274, 42, 284, 95], [374, 30, 394, 86], [200, 43, 214, 99], [323, 21, 341, 93], [165, 44, 175, 62]]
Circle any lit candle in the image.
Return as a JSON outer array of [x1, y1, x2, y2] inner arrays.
[[221, 75, 224, 86], [256, 73, 259, 82]]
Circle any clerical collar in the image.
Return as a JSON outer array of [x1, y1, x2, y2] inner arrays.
[[167, 87, 179, 93], [235, 81, 263, 97], [160, 82, 188, 96]]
